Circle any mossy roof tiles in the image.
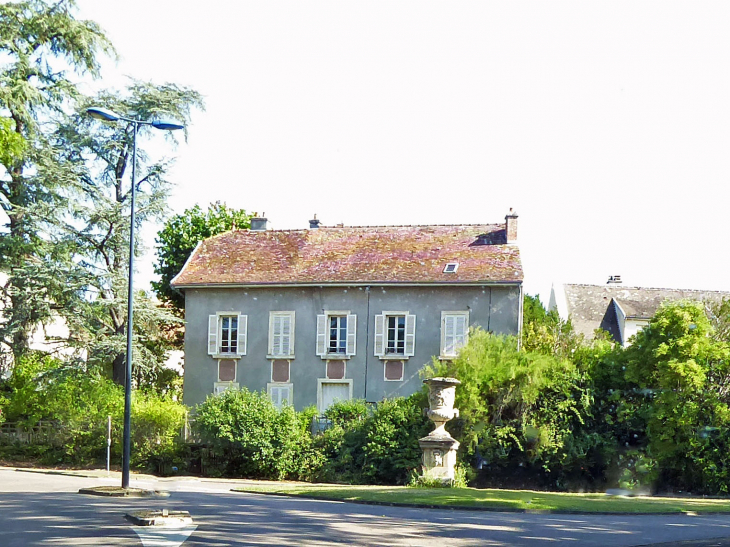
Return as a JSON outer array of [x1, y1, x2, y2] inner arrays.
[[172, 224, 523, 287]]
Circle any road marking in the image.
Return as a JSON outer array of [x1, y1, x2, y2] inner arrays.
[[132, 525, 197, 547]]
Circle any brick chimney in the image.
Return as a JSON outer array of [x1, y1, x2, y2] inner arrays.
[[250, 212, 268, 231], [309, 214, 321, 229], [505, 208, 518, 244]]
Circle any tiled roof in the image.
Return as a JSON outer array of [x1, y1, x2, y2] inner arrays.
[[172, 224, 523, 287], [562, 284, 730, 338]]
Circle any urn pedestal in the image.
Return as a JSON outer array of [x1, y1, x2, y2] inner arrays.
[[419, 377, 461, 484]]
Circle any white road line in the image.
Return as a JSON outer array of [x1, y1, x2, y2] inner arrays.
[[132, 525, 197, 547]]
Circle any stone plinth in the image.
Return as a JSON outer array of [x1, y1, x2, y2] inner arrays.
[[419, 434, 460, 482]]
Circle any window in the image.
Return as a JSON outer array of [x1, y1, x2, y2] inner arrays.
[[269, 311, 295, 357], [268, 383, 293, 409], [316, 312, 357, 357], [214, 382, 239, 396], [443, 262, 459, 273], [441, 311, 469, 358], [317, 379, 353, 413], [374, 312, 416, 358], [208, 313, 247, 356], [329, 315, 347, 353]]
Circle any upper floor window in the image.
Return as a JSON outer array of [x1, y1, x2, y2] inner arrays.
[[269, 311, 295, 357], [208, 313, 247, 356], [316, 312, 356, 357], [374, 312, 416, 358], [441, 311, 469, 358]]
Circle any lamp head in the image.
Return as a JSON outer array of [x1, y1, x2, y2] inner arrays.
[[86, 107, 120, 122], [151, 120, 185, 131]]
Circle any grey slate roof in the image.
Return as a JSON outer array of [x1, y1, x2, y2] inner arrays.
[[561, 284, 730, 339]]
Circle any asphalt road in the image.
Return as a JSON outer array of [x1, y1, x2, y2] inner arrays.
[[3, 467, 730, 546]]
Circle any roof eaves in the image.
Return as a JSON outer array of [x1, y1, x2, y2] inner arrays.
[[172, 280, 523, 290]]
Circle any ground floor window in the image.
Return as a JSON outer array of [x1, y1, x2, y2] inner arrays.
[[317, 379, 353, 413]]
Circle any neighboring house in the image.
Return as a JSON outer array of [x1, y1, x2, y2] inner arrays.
[[549, 277, 730, 347], [0, 272, 83, 376], [172, 211, 523, 412]]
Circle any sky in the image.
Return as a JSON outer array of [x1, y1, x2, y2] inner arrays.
[[69, 0, 730, 302]]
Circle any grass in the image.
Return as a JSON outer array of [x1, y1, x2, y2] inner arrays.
[[232, 482, 730, 514]]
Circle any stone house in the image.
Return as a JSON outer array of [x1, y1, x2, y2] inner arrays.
[[549, 277, 730, 346], [172, 211, 523, 412]]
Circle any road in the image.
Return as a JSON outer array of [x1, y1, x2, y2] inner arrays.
[[2, 467, 730, 546]]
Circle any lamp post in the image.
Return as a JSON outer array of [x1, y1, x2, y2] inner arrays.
[[87, 107, 184, 489]]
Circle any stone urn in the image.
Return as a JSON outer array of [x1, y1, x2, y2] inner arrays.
[[419, 377, 461, 483]]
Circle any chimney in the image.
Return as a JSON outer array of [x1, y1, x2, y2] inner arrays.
[[505, 208, 518, 244], [309, 214, 321, 229], [607, 275, 622, 284], [250, 212, 268, 231]]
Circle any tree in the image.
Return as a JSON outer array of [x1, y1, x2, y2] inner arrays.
[[0, 118, 25, 168], [705, 297, 730, 344], [0, 0, 113, 360], [620, 300, 730, 493], [522, 294, 583, 359], [51, 82, 204, 385], [153, 202, 251, 314], [424, 329, 599, 489]]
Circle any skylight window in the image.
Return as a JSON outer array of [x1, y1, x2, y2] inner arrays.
[[443, 263, 459, 273]]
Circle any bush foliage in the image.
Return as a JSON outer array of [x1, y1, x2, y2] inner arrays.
[[0, 354, 186, 468], [312, 393, 431, 485], [194, 387, 317, 480]]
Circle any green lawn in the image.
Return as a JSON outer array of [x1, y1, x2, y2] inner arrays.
[[231, 483, 730, 514]]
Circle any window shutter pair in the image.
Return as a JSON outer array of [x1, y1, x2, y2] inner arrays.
[[208, 314, 247, 356], [316, 314, 357, 356], [442, 313, 468, 356], [374, 313, 416, 357], [270, 385, 290, 409], [269, 312, 294, 356]]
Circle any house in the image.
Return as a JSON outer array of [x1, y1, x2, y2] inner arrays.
[[549, 277, 730, 347], [172, 211, 523, 412], [0, 272, 83, 376]]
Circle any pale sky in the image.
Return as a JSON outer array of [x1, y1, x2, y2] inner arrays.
[[68, 1, 730, 300]]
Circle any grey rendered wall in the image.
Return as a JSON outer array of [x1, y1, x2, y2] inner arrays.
[[182, 284, 521, 410]]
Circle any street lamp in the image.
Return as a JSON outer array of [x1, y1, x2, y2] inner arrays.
[[87, 106, 184, 489]]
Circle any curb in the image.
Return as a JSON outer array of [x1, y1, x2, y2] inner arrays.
[[230, 489, 730, 516]]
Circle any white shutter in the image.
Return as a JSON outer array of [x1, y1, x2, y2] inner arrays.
[[455, 314, 467, 351], [208, 315, 218, 355], [346, 314, 357, 356], [374, 314, 385, 356], [405, 314, 416, 357], [237, 315, 247, 355], [268, 313, 277, 355], [443, 315, 456, 356], [316, 314, 327, 356], [282, 314, 292, 355]]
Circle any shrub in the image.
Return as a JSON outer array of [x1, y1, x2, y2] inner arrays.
[[0, 353, 187, 468], [314, 394, 431, 485], [424, 329, 603, 489], [130, 392, 187, 470], [194, 387, 315, 480]]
